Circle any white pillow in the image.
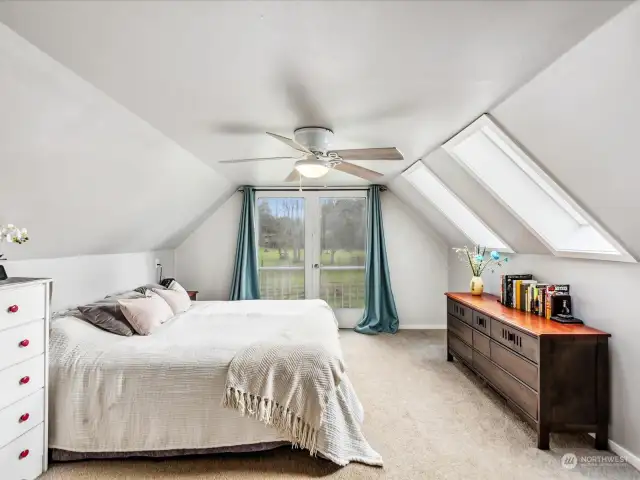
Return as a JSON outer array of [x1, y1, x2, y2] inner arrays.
[[152, 288, 191, 315], [167, 279, 189, 297], [118, 291, 174, 335]]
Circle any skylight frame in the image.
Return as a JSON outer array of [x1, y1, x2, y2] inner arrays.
[[443, 114, 636, 263], [403, 161, 513, 253]]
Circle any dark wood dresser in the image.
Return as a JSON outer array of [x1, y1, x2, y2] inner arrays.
[[445, 292, 610, 450]]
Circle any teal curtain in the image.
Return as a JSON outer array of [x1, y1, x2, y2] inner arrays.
[[229, 187, 260, 300], [355, 185, 399, 334]]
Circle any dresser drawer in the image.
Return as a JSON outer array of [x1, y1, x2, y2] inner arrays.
[[490, 340, 538, 391], [491, 319, 539, 364], [473, 330, 491, 357], [472, 310, 491, 336], [0, 390, 44, 449], [0, 423, 44, 480], [0, 285, 45, 333], [473, 351, 538, 420], [448, 332, 472, 364], [0, 355, 45, 411], [448, 314, 472, 345], [0, 321, 45, 372], [447, 299, 471, 324]]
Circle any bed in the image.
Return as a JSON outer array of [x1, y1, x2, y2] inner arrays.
[[48, 299, 382, 466]]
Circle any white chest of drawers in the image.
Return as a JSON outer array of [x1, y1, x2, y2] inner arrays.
[[0, 278, 52, 480]]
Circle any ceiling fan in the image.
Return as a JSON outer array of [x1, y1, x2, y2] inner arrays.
[[218, 127, 404, 182]]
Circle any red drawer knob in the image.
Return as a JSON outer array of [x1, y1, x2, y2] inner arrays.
[[19, 339, 30, 348], [19, 413, 30, 423], [8, 305, 19, 313], [19, 449, 29, 459], [19, 376, 30, 385]]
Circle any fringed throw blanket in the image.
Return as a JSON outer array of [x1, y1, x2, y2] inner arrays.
[[223, 343, 344, 456]]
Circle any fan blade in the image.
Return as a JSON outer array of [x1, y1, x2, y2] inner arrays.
[[218, 156, 297, 164], [266, 132, 312, 154], [284, 169, 301, 182], [333, 162, 384, 181], [329, 147, 404, 161]]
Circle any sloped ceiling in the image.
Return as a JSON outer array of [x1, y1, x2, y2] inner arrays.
[[392, 1, 640, 260], [0, 23, 232, 260], [0, 0, 629, 186], [491, 0, 640, 259], [0, 0, 636, 260]]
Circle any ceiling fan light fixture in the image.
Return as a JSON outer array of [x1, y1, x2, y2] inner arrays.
[[294, 159, 330, 178]]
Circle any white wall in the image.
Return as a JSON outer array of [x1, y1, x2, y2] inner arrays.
[[175, 191, 449, 328], [382, 192, 448, 328], [175, 193, 242, 301], [2, 250, 174, 311]]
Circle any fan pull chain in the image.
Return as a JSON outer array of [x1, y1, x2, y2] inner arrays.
[[299, 175, 302, 192]]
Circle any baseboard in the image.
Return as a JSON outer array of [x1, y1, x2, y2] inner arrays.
[[587, 433, 640, 471], [398, 324, 447, 330]]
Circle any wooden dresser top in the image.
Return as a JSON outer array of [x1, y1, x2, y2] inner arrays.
[[446, 292, 610, 337]]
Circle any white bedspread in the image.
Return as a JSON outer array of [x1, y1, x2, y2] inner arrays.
[[49, 300, 382, 466]]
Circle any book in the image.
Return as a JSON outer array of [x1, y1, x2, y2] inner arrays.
[[545, 284, 570, 319], [535, 284, 550, 316], [503, 274, 533, 307], [520, 280, 537, 312]]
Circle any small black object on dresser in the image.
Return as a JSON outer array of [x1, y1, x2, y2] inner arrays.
[[446, 292, 610, 451]]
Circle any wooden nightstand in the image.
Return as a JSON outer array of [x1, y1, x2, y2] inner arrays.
[[187, 290, 198, 301]]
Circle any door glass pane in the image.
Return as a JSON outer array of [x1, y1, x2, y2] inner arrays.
[[257, 197, 305, 299], [319, 198, 366, 308]]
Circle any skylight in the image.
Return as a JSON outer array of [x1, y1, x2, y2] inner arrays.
[[403, 162, 511, 251], [443, 115, 635, 263]]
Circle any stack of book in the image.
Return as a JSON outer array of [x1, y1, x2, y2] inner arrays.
[[500, 274, 570, 319]]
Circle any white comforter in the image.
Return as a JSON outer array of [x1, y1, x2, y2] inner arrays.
[[49, 300, 382, 466]]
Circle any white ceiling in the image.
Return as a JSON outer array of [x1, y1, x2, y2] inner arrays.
[[0, 0, 630, 186]]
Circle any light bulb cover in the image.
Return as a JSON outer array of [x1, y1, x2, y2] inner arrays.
[[294, 159, 330, 178]]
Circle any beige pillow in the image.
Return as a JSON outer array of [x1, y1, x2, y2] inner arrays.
[[118, 291, 174, 335], [152, 288, 191, 316]]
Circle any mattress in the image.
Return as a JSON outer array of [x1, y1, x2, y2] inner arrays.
[[49, 299, 381, 465]]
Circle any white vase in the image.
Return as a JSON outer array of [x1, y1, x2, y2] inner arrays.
[[470, 276, 484, 296]]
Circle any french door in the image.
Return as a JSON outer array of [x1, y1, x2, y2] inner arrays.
[[255, 191, 367, 327]]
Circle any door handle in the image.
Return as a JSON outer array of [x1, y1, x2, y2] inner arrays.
[[313, 264, 319, 269]]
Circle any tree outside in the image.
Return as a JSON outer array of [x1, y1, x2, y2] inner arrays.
[[257, 197, 366, 308]]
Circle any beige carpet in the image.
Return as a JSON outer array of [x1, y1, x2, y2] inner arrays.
[[41, 330, 639, 480]]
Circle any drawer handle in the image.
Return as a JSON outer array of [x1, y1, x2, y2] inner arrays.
[[8, 304, 19, 313], [19, 449, 29, 460], [19, 339, 30, 348], [19, 376, 30, 385], [19, 413, 30, 423]]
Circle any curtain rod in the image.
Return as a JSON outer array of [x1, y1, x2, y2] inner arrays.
[[237, 186, 387, 192]]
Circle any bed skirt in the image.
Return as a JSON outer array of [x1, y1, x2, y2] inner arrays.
[[50, 441, 290, 462]]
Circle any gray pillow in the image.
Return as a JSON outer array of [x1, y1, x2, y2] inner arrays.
[[78, 294, 145, 336], [133, 283, 167, 295]]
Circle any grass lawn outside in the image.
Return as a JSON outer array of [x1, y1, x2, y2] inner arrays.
[[258, 248, 365, 308]]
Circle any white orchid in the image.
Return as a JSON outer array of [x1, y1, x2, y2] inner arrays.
[[0, 224, 29, 245]]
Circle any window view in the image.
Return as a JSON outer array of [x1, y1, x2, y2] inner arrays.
[[403, 162, 510, 251], [257, 197, 305, 300], [319, 198, 367, 309], [443, 115, 633, 261]]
